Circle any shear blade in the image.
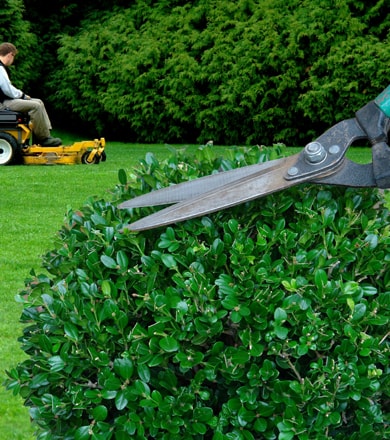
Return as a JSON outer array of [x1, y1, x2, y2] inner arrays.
[[125, 155, 300, 231], [118, 156, 288, 209]]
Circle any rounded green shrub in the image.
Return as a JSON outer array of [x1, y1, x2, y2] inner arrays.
[[6, 145, 390, 439]]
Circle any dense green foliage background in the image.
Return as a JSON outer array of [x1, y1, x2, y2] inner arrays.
[[1, 0, 389, 144]]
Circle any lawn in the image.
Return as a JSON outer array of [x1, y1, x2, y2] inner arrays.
[[0, 135, 377, 439]]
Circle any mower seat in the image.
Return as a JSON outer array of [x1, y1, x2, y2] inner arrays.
[[0, 110, 29, 126]]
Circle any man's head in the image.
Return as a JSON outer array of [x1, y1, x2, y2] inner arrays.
[[0, 42, 18, 66]]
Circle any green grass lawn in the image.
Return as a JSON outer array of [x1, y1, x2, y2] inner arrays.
[[0, 136, 378, 439]]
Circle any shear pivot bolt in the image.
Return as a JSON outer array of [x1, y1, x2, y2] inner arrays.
[[304, 141, 326, 164]]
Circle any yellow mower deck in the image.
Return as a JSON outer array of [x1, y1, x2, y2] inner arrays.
[[22, 138, 106, 165]]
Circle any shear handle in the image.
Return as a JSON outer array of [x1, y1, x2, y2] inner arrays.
[[356, 100, 389, 145], [356, 97, 390, 188], [371, 142, 390, 188]]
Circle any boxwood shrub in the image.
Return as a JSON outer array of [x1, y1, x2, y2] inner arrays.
[[5, 145, 390, 440]]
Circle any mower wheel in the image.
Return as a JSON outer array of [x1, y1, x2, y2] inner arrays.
[[81, 151, 100, 165], [0, 132, 20, 165]]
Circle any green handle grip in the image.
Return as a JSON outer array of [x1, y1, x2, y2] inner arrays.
[[375, 85, 390, 117]]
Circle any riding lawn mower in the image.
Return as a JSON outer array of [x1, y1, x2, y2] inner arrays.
[[0, 109, 106, 165]]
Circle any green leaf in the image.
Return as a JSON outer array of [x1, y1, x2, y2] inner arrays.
[[274, 307, 287, 323], [102, 375, 122, 391], [101, 280, 111, 296], [98, 299, 118, 322], [100, 255, 118, 269], [352, 303, 367, 321], [260, 360, 276, 381], [48, 356, 65, 372], [175, 300, 188, 313], [365, 233, 378, 249], [159, 336, 179, 352], [151, 390, 163, 405], [145, 152, 159, 167], [322, 205, 337, 226], [137, 364, 151, 383], [228, 219, 239, 233], [38, 334, 53, 353], [211, 238, 224, 255], [75, 426, 91, 440], [85, 389, 102, 401], [91, 213, 107, 226], [254, 418, 267, 432], [314, 269, 327, 288], [114, 358, 134, 380], [346, 297, 355, 312], [103, 226, 115, 242], [279, 432, 295, 440], [64, 322, 79, 341], [193, 407, 213, 422], [256, 402, 276, 417], [231, 350, 250, 364], [101, 389, 117, 400], [328, 411, 341, 424], [116, 250, 129, 270], [274, 325, 288, 340], [118, 168, 127, 185], [92, 405, 108, 421], [148, 354, 164, 367], [140, 397, 158, 408], [361, 285, 377, 296], [192, 422, 207, 435], [221, 294, 238, 310], [160, 254, 177, 268], [116, 311, 129, 330], [237, 386, 259, 405], [134, 380, 150, 396], [141, 174, 157, 188], [30, 373, 49, 389], [115, 390, 128, 411], [230, 310, 242, 323], [343, 281, 360, 296], [238, 406, 255, 426]]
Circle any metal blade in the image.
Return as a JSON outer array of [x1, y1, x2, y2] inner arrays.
[[118, 157, 287, 209], [125, 154, 300, 231]]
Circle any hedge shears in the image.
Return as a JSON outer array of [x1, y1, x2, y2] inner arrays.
[[119, 86, 390, 231]]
